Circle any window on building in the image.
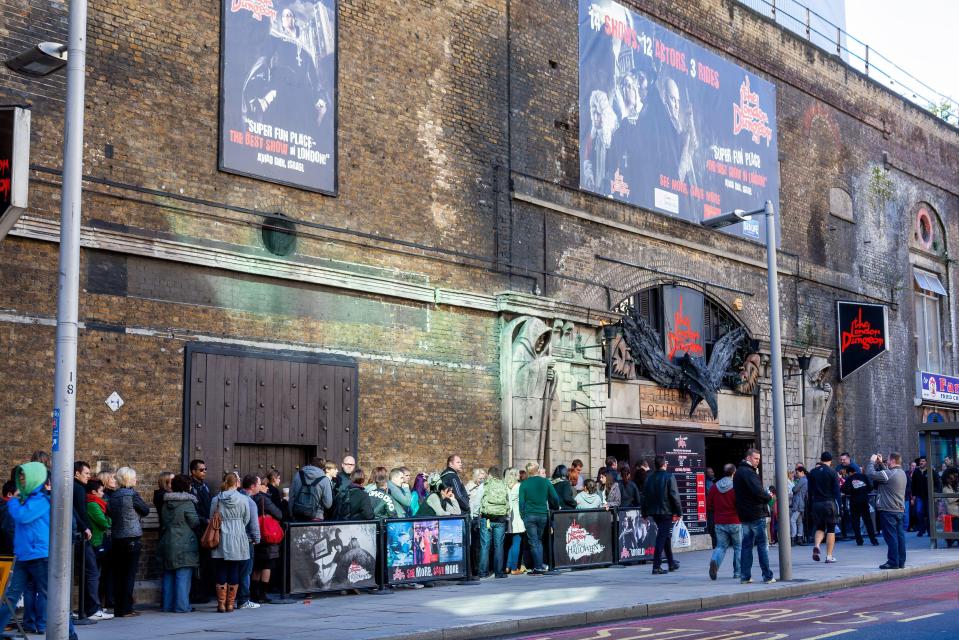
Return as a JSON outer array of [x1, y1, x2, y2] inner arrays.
[[914, 268, 945, 374]]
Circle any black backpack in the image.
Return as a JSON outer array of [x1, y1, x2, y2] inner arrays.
[[291, 470, 323, 521]]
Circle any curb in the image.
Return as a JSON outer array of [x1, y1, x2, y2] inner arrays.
[[374, 559, 959, 640]]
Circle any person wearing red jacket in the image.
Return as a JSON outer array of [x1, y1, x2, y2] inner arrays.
[[707, 463, 741, 580]]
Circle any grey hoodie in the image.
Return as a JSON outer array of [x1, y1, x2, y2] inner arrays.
[[290, 465, 333, 520], [715, 477, 734, 493], [387, 481, 412, 517], [867, 462, 906, 513]]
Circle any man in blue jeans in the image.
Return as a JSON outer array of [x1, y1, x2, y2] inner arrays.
[[733, 448, 775, 584], [867, 452, 908, 569], [236, 475, 262, 609], [0, 462, 78, 640], [518, 462, 559, 575], [478, 466, 509, 578]]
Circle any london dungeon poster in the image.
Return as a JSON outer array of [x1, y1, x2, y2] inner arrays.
[[579, 0, 779, 242], [220, 0, 337, 193], [288, 522, 377, 594], [551, 510, 614, 569]]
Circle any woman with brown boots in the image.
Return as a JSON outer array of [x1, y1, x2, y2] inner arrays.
[[210, 473, 258, 612]]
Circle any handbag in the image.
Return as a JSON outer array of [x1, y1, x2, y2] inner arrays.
[[200, 505, 222, 550], [255, 493, 284, 544]]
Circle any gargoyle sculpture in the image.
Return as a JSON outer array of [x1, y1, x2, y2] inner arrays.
[[621, 312, 746, 418]]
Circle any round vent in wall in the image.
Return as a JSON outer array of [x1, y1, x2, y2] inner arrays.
[[262, 213, 297, 257]]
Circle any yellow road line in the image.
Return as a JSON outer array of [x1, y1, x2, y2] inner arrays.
[[897, 613, 943, 623], [800, 630, 855, 640]]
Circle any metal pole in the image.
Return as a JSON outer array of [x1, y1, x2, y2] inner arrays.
[[47, 1, 88, 638], [764, 200, 792, 581]]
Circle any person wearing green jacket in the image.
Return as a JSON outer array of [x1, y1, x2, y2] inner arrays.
[[518, 462, 559, 575], [159, 475, 201, 613], [85, 480, 112, 549]]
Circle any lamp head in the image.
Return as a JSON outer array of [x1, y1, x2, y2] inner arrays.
[[5, 42, 67, 77]]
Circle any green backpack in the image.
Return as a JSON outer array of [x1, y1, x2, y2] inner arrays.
[[481, 477, 509, 517]]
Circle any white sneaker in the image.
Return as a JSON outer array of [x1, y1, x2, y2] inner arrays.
[[90, 610, 114, 620], [239, 601, 260, 609], [825, 556, 837, 563]]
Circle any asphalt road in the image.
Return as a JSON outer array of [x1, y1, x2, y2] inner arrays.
[[518, 569, 959, 640]]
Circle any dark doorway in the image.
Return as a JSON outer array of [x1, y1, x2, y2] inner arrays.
[[606, 426, 657, 472], [705, 436, 753, 475]]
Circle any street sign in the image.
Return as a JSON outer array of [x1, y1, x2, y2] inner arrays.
[[836, 301, 889, 380]]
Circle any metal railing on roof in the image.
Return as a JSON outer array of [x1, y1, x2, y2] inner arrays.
[[736, 0, 958, 127]]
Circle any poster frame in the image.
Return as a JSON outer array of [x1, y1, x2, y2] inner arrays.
[[549, 508, 616, 571], [613, 507, 656, 565], [284, 519, 380, 596], [217, 0, 339, 196], [383, 515, 470, 586]]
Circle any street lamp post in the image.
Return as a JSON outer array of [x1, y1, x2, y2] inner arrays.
[[701, 200, 792, 581]]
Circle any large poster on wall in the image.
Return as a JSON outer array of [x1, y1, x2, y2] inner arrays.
[[219, 0, 337, 194], [551, 509, 614, 569], [656, 432, 707, 534], [617, 508, 657, 563], [662, 286, 704, 362], [288, 521, 378, 593], [385, 517, 467, 584], [579, 0, 779, 241]]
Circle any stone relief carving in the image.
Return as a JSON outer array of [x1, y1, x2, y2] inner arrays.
[[803, 356, 833, 465], [501, 316, 558, 467], [735, 353, 762, 395]]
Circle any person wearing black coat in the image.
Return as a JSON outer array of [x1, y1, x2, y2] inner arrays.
[[344, 469, 374, 521], [252, 488, 284, 603], [551, 465, 578, 509], [733, 449, 774, 584], [641, 456, 682, 575], [440, 455, 471, 513], [620, 468, 642, 509], [73, 461, 103, 618], [840, 467, 878, 546]]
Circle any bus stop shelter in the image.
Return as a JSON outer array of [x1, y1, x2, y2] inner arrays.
[[916, 421, 959, 548]]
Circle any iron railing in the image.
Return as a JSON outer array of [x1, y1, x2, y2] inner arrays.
[[736, 0, 958, 127]]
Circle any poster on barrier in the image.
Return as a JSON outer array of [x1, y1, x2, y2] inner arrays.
[[616, 508, 657, 563], [385, 516, 467, 584], [550, 509, 614, 569], [287, 521, 378, 594]]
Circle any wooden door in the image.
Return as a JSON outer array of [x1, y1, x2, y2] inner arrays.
[[185, 346, 356, 490]]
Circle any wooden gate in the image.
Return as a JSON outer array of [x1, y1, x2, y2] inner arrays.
[[183, 345, 357, 488]]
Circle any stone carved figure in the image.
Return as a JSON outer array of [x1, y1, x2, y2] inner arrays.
[[501, 317, 558, 467], [609, 334, 637, 379], [803, 356, 833, 465], [735, 353, 762, 395]]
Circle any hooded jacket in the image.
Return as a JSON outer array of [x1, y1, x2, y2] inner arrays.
[[706, 476, 740, 525], [289, 465, 333, 521], [790, 476, 808, 513], [367, 486, 398, 520], [733, 460, 770, 523], [345, 483, 374, 521], [387, 481, 412, 518], [159, 492, 201, 571], [9, 462, 51, 561], [841, 471, 872, 505], [210, 489, 257, 560]]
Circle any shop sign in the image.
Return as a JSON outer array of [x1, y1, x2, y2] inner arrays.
[[836, 301, 889, 380], [639, 381, 719, 429], [920, 371, 959, 406]]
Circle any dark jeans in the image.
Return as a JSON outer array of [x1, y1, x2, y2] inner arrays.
[[95, 543, 114, 609], [215, 559, 243, 584], [76, 539, 101, 616], [879, 511, 906, 568], [237, 542, 254, 605], [478, 517, 506, 576], [914, 497, 928, 535], [740, 518, 773, 582], [191, 547, 214, 602], [0, 558, 77, 639], [850, 502, 878, 544], [112, 538, 142, 616], [522, 514, 548, 571], [652, 514, 674, 569]]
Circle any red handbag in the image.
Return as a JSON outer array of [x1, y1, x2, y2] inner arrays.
[[255, 495, 284, 544]]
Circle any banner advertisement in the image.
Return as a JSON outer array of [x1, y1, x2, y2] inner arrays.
[[662, 286, 704, 362], [551, 509, 615, 569], [920, 371, 959, 406], [656, 432, 707, 534], [219, 0, 337, 194], [616, 508, 656, 563], [836, 301, 889, 380], [579, 0, 779, 241], [385, 517, 467, 584], [287, 521, 377, 594]]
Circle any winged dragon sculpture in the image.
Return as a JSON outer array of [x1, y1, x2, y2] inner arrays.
[[621, 312, 747, 418]]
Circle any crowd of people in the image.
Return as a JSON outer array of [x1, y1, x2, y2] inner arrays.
[[0, 446, 956, 636]]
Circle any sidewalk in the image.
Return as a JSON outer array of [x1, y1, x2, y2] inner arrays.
[[76, 537, 959, 640]]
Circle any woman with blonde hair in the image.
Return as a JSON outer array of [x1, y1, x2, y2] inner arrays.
[[210, 472, 258, 613], [153, 471, 175, 521], [108, 466, 150, 617], [504, 467, 528, 574]]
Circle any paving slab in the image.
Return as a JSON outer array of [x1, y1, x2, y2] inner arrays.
[[74, 536, 959, 640]]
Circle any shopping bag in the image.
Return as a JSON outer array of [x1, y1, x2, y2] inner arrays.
[[671, 517, 691, 548]]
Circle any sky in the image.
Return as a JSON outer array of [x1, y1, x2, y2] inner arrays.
[[844, 0, 959, 112]]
